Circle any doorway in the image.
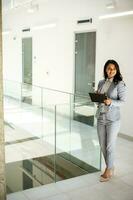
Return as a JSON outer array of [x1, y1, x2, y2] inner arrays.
[[22, 37, 32, 84], [74, 32, 96, 126], [22, 37, 32, 104]]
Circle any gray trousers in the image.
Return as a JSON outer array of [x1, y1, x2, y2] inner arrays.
[[97, 114, 120, 169]]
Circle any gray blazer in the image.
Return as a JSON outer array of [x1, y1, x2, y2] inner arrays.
[[97, 79, 126, 121]]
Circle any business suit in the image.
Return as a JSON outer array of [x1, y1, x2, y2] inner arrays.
[[96, 79, 126, 169]]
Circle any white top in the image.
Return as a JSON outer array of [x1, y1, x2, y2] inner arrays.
[[99, 78, 113, 113], [100, 78, 113, 94]]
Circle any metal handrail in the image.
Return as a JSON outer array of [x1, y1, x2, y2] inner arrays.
[[4, 79, 91, 99]]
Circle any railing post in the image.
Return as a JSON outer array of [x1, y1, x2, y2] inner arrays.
[[69, 94, 72, 158], [0, 0, 6, 199], [20, 82, 23, 106], [41, 87, 44, 139], [54, 105, 57, 182]]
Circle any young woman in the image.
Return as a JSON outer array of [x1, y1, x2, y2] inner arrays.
[[96, 59, 126, 182]]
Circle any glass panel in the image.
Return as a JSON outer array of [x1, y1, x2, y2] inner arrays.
[[43, 88, 70, 106], [4, 80, 56, 194], [21, 84, 43, 138], [72, 94, 101, 170], [4, 79, 101, 195], [21, 83, 32, 105], [3, 80, 22, 110], [55, 94, 100, 181], [73, 94, 95, 126]]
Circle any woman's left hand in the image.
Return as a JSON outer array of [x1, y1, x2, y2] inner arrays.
[[104, 98, 112, 106]]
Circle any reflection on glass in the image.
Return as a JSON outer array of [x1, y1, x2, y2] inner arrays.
[[56, 96, 100, 179], [4, 80, 101, 195]]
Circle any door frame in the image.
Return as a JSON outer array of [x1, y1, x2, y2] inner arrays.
[[72, 30, 97, 126], [73, 30, 97, 95]]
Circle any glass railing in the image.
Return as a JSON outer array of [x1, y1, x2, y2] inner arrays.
[[55, 96, 100, 181], [4, 79, 101, 195]]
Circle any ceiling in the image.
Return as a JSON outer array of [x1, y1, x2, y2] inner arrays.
[[2, 0, 133, 12], [3, 0, 33, 10]]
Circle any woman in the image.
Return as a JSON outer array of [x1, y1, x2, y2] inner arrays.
[[96, 59, 126, 182]]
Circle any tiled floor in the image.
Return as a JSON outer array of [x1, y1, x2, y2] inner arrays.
[[4, 97, 133, 200]]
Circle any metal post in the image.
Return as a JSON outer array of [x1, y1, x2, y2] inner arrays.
[[69, 94, 72, 160], [41, 87, 44, 139], [54, 105, 57, 182]]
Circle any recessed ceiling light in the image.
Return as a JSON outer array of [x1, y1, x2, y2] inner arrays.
[[106, 3, 115, 9], [106, 0, 116, 9], [99, 10, 133, 19], [32, 23, 57, 30], [27, 2, 39, 13]]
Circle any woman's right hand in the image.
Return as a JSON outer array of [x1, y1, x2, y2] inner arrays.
[[104, 98, 112, 106]]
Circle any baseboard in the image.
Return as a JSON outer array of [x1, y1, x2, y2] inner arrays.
[[118, 133, 133, 142]]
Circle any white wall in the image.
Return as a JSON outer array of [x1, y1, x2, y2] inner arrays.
[[2, 0, 133, 136], [3, 0, 101, 91], [3, 33, 22, 82], [96, 16, 133, 137]]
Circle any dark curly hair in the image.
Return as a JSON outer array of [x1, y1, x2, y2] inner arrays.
[[104, 59, 123, 84]]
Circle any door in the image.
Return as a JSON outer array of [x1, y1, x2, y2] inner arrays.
[[22, 37, 32, 84], [74, 32, 96, 125], [22, 37, 32, 104]]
